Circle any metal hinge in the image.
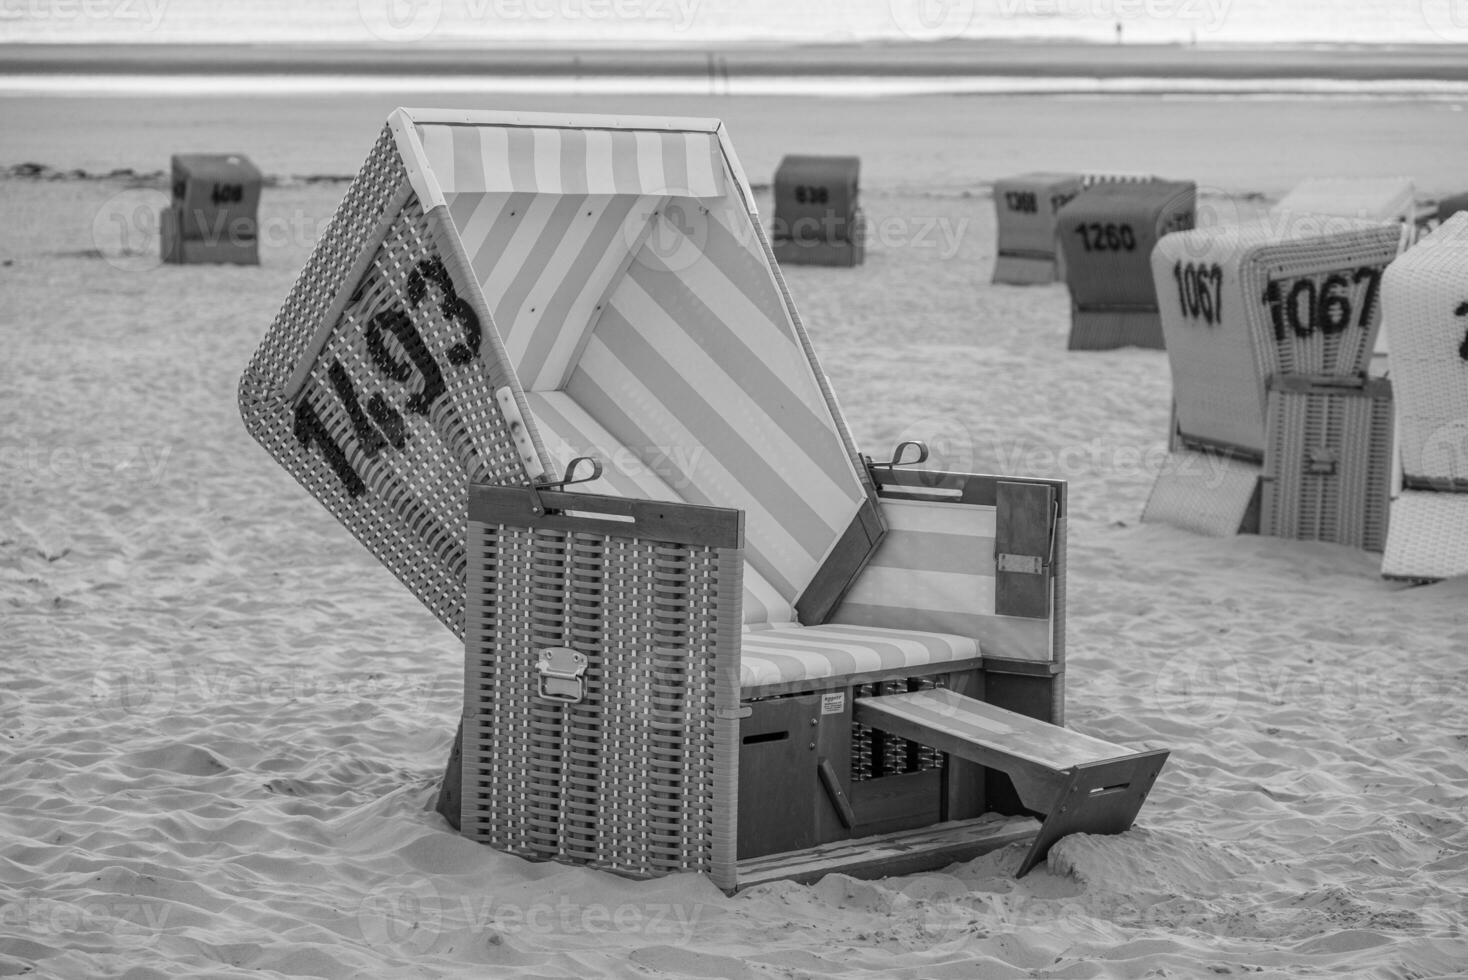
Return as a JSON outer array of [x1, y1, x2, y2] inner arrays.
[[996, 554, 1045, 575]]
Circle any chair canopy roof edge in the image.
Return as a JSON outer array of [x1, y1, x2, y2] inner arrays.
[[388, 107, 755, 211]]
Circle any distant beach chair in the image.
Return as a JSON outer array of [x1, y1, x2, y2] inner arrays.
[[1435, 192, 1468, 225], [238, 108, 1169, 892], [991, 172, 1082, 285], [1380, 213, 1468, 580], [161, 153, 262, 265], [1142, 215, 1401, 550], [1055, 178, 1196, 350], [1274, 177, 1417, 226], [770, 154, 864, 267]]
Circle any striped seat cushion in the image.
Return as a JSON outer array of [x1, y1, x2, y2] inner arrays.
[[739, 623, 978, 694]]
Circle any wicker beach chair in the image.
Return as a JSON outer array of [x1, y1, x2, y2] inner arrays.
[[1275, 177, 1417, 226], [161, 153, 262, 265], [1437, 193, 1468, 225], [1055, 178, 1196, 350], [771, 154, 863, 267], [1380, 213, 1468, 580], [239, 108, 1168, 892], [991, 172, 1083, 285], [1142, 215, 1401, 548]]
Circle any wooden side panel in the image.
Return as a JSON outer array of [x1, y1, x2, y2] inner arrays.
[[796, 497, 886, 626], [737, 691, 853, 860], [995, 481, 1055, 620], [737, 696, 821, 859], [848, 770, 943, 838]]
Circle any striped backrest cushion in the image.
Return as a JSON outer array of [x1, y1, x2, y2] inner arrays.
[[444, 191, 660, 392], [830, 499, 1052, 663], [564, 194, 869, 612], [526, 391, 796, 626]]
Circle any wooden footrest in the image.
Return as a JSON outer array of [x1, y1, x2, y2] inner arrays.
[[854, 688, 1169, 876], [735, 813, 1040, 891]]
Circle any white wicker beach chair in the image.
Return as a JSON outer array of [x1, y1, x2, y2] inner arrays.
[[1273, 177, 1421, 366], [1143, 215, 1401, 548], [239, 108, 1168, 892], [991, 172, 1083, 285], [1055, 179, 1196, 350], [1380, 213, 1468, 579], [1274, 177, 1417, 225]]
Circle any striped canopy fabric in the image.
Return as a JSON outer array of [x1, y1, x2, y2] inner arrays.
[[525, 390, 799, 626], [404, 113, 872, 617], [416, 123, 727, 198], [244, 108, 876, 639], [445, 191, 660, 392], [565, 196, 870, 609]]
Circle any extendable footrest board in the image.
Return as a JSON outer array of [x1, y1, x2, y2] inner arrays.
[[1067, 306, 1165, 351], [734, 813, 1041, 890], [1382, 490, 1468, 580], [1141, 449, 1261, 536], [854, 688, 1169, 876]]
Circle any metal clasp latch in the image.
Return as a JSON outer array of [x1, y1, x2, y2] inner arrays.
[[865, 440, 929, 475], [535, 647, 588, 704], [526, 456, 604, 517], [1306, 448, 1338, 475]]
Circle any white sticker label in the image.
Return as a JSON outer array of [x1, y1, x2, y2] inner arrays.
[[820, 692, 846, 715]]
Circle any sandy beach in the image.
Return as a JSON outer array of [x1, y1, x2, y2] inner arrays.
[[2, 79, 1468, 977]]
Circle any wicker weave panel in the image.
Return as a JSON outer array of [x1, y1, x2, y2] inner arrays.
[[1260, 382, 1393, 552], [1383, 491, 1468, 580], [462, 518, 741, 889], [1141, 450, 1261, 537], [1153, 218, 1402, 457], [1380, 213, 1468, 485], [240, 126, 532, 635]]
